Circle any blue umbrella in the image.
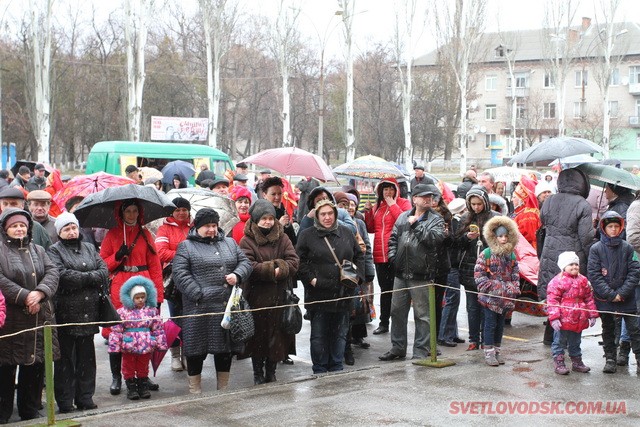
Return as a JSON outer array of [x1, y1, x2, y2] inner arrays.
[[161, 160, 196, 184]]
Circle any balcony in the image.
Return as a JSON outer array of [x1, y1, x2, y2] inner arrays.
[[505, 87, 529, 98], [629, 83, 640, 95], [630, 116, 640, 127]]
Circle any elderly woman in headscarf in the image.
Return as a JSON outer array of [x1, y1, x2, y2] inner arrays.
[[47, 212, 108, 413], [99, 199, 163, 396], [239, 200, 299, 384], [0, 208, 59, 423], [173, 208, 252, 394]]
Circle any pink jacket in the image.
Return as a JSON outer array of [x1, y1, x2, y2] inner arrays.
[[547, 272, 599, 333], [0, 290, 5, 328], [108, 307, 167, 354]]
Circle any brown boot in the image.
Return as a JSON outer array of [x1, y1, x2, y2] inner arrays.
[[553, 355, 569, 375], [570, 356, 590, 373], [216, 372, 230, 390]]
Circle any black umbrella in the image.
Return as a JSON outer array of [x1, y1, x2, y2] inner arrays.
[[74, 184, 176, 228], [10, 160, 52, 177]]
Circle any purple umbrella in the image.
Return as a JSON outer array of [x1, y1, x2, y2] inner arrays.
[[151, 319, 181, 376]]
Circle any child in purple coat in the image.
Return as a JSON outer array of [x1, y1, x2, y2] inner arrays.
[[109, 276, 167, 400]]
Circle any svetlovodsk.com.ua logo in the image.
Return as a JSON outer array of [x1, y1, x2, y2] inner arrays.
[[449, 400, 627, 415]]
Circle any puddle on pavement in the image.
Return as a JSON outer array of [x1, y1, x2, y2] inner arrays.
[[525, 380, 549, 389]]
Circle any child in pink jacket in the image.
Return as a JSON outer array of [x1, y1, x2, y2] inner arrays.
[[109, 276, 167, 400], [547, 251, 599, 375]]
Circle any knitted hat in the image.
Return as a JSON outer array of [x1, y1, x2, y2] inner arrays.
[[172, 197, 191, 211], [249, 199, 276, 223], [130, 285, 147, 301], [447, 198, 466, 215], [535, 181, 556, 198], [4, 213, 29, 230], [557, 251, 579, 271], [333, 191, 350, 206], [230, 186, 252, 202], [493, 225, 509, 237], [345, 193, 358, 205], [194, 208, 219, 229], [55, 212, 79, 236]]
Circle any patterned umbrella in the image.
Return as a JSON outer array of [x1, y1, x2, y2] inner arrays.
[[139, 167, 163, 182], [165, 188, 239, 234], [53, 172, 135, 209], [333, 155, 405, 179], [241, 147, 337, 182]]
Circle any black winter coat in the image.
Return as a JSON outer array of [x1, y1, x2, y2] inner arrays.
[[48, 237, 108, 336], [388, 208, 445, 281], [297, 224, 364, 312]]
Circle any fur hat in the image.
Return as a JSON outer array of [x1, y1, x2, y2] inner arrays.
[[172, 197, 191, 211], [194, 208, 220, 229], [557, 251, 579, 271], [249, 199, 276, 223], [55, 212, 79, 236]]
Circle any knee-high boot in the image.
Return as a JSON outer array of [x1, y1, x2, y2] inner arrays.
[[252, 357, 265, 385], [109, 353, 122, 396], [265, 359, 277, 383]]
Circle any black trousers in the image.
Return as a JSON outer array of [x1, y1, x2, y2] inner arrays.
[[375, 262, 395, 327], [0, 363, 44, 421], [601, 313, 640, 356], [186, 353, 232, 376], [54, 333, 97, 408]]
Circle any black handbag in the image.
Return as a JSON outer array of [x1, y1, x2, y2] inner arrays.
[[324, 237, 359, 289], [98, 290, 120, 327], [229, 288, 255, 343], [281, 288, 302, 335]]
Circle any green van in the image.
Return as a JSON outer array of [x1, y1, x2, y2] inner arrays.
[[86, 141, 234, 177]]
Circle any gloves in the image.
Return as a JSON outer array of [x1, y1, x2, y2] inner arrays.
[[550, 319, 562, 331], [115, 244, 130, 261], [589, 318, 597, 328]]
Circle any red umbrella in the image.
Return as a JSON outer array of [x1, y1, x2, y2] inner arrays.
[[151, 319, 181, 376], [53, 172, 135, 209], [241, 147, 337, 182]]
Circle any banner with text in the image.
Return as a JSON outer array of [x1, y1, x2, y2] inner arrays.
[[151, 116, 209, 142]]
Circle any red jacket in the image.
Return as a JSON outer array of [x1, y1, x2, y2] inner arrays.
[[100, 203, 163, 308], [230, 212, 250, 244], [155, 216, 192, 266], [547, 272, 598, 333], [364, 178, 412, 263]]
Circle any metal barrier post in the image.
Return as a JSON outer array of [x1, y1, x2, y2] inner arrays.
[[413, 283, 456, 368]]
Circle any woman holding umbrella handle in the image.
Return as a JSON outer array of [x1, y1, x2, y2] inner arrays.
[[100, 199, 163, 396]]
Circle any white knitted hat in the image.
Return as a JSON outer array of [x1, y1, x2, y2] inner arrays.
[[130, 285, 147, 301], [557, 251, 579, 271]]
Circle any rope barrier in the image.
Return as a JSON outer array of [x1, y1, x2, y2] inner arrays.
[[1, 281, 636, 340]]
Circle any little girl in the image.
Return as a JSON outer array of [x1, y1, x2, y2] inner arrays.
[[547, 251, 598, 375], [109, 276, 167, 400], [474, 216, 521, 366]]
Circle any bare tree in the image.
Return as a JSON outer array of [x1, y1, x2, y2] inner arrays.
[[124, 0, 151, 142], [338, 0, 356, 162], [200, 0, 238, 148], [24, 0, 53, 162], [392, 0, 427, 172], [434, 0, 487, 175], [541, 0, 579, 138]]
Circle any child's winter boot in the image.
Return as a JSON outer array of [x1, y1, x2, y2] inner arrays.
[[125, 378, 140, 400], [494, 346, 505, 365], [137, 377, 151, 399], [553, 355, 569, 375], [484, 346, 499, 366], [570, 356, 590, 373]]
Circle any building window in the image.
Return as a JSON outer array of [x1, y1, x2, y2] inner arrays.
[[485, 104, 497, 121], [485, 134, 497, 149], [575, 70, 588, 87], [485, 75, 497, 91], [574, 102, 585, 118], [543, 102, 556, 119], [608, 101, 619, 118], [630, 66, 640, 85], [507, 72, 528, 89], [543, 71, 555, 88], [516, 99, 526, 119], [610, 68, 620, 86], [636, 99, 640, 117], [636, 133, 640, 150]]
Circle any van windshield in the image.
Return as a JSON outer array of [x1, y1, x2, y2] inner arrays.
[[136, 157, 229, 176]]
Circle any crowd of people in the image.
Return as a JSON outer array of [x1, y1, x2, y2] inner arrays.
[[1, 160, 640, 423]]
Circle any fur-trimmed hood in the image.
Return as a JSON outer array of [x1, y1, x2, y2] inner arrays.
[[483, 216, 519, 256], [119, 275, 158, 309]]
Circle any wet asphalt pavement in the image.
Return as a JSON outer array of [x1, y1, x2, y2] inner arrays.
[[9, 286, 640, 426]]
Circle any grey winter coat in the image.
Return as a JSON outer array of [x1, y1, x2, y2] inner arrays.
[[0, 209, 60, 366], [626, 199, 640, 256], [538, 168, 595, 300], [173, 228, 252, 356], [47, 237, 108, 336]]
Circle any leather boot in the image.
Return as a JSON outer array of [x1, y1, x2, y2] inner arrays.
[[170, 347, 184, 371], [553, 355, 569, 375], [137, 377, 151, 399], [265, 360, 277, 383], [617, 341, 631, 366], [543, 322, 554, 346], [570, 356, 590, 373], [125, 379, 139, 400], [344, 345, 355, 366], [216, 372, 230, 390], [252, 357, 265, 385], [109, 353, 122, 396], [603, 352, 617, 374], [188, 374, 202, 394]]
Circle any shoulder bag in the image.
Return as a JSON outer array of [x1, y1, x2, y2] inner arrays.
[[324, 237, 359, 289], [281, 287, 302, 334]]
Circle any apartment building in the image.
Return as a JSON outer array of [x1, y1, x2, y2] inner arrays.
[[414, 18, 640, 167]]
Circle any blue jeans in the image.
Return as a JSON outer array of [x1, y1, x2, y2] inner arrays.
[[552, 330, 583, 357], [309, 310, 349, 374], [466, 291, 484, 344], [439, 269, 461, 342], [389, 277, 430, 358], [482, 307, 504, 346]]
